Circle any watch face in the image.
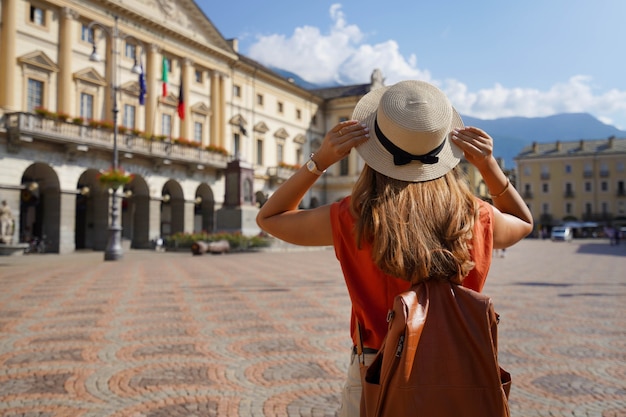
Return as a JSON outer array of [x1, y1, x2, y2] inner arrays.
[[307, 159, 320, 174]]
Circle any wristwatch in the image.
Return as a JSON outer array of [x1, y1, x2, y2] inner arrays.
[[306, 154, 325, 176]]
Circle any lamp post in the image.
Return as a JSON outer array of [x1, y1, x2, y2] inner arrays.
[[88, 16, 143, 261]]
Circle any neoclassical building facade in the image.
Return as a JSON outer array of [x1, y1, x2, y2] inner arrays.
[[0, 0, 386, 254]]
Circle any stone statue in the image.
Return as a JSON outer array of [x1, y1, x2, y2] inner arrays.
[[371, 69, 385, 90], [0, 200, 15, 244]]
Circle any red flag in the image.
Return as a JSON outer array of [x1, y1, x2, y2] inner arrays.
[[177, 75, 185, 120]]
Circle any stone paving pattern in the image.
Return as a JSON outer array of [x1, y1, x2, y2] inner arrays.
[[0, 239, 624, 416]]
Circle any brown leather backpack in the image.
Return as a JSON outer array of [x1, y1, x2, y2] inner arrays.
[[359, 280, 511, 417]]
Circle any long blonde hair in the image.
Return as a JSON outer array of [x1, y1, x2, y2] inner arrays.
[[350, 165, 478, 284]]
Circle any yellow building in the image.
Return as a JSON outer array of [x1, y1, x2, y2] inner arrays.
[[515, 137, 626, 234]]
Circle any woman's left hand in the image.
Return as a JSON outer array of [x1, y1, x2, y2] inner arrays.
[[450, 126, 494, 169], [314, 120, 370, 170]]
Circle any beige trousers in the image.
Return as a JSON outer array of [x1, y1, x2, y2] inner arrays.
[[338, 351, 377, 417]]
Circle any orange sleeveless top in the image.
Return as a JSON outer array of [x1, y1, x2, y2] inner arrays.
[[330, 196, 494, 349]]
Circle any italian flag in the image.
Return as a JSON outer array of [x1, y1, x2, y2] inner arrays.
[[161, 57, 168, 97]]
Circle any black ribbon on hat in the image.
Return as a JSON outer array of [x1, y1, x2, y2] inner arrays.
[[374, 118, 445, 166]]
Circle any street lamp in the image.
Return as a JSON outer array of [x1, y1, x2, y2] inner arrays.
[[88, 16, 144, 261]]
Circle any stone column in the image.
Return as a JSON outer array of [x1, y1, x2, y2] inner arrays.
[[179, 58, 192, 140], [59, 192, 77, 254], [210, 71, 225, 148], [184, 200, 195, 234], [0, 0, 18, 110], [145, 44, 159, 136], [149, 198, 162, 241], [58, 7, 77, 116]]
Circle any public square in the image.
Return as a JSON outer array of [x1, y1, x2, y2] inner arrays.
[[0, 238, 624, 416]]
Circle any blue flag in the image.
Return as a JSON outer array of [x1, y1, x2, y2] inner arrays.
[[139, 65, 146, 105]]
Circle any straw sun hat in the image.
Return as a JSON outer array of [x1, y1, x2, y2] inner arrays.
[[352, 80, 464, 182]]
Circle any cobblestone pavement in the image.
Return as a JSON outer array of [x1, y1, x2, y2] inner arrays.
[[0, 239, 624, 417]]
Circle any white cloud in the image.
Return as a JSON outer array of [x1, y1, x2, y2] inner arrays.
[[246, 4, 626, 129]]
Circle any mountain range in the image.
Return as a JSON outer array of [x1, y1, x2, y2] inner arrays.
[[272, 67, 626, 168], [461, 113, 626, 168]]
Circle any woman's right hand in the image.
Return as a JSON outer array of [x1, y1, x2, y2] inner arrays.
[[313, 120, 369, 170]]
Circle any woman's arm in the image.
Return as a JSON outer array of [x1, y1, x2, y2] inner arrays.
[[451, 127, 534, 248], [256, 120, 370, 246]]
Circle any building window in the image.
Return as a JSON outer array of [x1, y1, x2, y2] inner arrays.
[[565, 203, 572, 214], [617, 181, 625, 196], [80, 93, 93, 120], [27, 79, 44, 113], [195, 70, 203, 83], [340, 159, 349, 176], [312, 114, 317, 126], [542, 183, 549, 193], [256, 139, 264, 166], [585, 203, 592, 215], [565, 164, 572, 174], [124, 42, 137, 60], [617, 162, 625, 172], [601, 181, 608, 192], [81, 24, 94, 43], [29, 5, 45, 26], [257, 94, 264, 106], [585, 182, 592, 192], [296, 109, 302, 120], [162, 114, 172, 137], [523, 165, 530, 176], [123, 104, 136, 128], [277, 101, 284, 113], [233, 85, 241, 98], [277, 143, 284, 163], [600, 162, 609, 176], [295, 147, 302, 165], [601, 202, 608, 214], [194, 122, 203, 142], [542, 203, 549, 214]]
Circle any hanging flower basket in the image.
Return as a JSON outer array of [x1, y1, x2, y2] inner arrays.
[[97, 168, 134, 189]]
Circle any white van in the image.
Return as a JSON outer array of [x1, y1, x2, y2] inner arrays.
[[551, 227, 573, 242]]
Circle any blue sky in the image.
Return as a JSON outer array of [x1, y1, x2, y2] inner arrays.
[[197, 0, 626, 130]]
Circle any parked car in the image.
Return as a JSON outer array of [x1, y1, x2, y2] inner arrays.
[[551, 227, 573, 242]]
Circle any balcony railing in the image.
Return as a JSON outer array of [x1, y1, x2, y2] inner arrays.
[[267, 166, 298, 183], [540, 172, 550, 180], [4, 112, 229, 169]]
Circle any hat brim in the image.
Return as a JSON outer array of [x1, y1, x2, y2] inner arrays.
[[352, 86, 464, 182]]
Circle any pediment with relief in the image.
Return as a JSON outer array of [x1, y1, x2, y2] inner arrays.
[[161, 93, 179, 107], [73, 68, 107, 87], [254, 122, 269, 133], [293, 134, 306, 144], [120, 80, 140, 96], [274, 128, 289, 139], [125, 0, 235, 55], [191, 102, 210, 115], [18, 51, 59, 73], [229, 114, 247, 126]]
